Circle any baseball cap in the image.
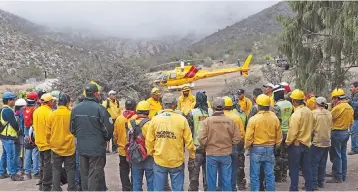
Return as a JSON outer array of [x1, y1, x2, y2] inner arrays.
[[162, 93, 176, 104], [316, 97, 327, 106], [212, 97, 225, 110], [263, 83, 275, 88], [237, 89, 245, 94], [41, 93, 56, 102], [108, 90, 117, 95]]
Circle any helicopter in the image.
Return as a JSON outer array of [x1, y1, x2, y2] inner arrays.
[[153, 54, 253, 90]]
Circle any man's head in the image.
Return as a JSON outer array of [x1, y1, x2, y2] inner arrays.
[[256, 94, 271, 111], [223, 96, 233, 110], [125, 99, 137, 111], [280, 82, 291, 94], [85, 84, 101, 101], [290, 89, 305, 107], [237, 89, 245, 100], [252, 88, 264, 102], [41, 93, 56, 108], [151, 88, 161, 101], [351, 81, 358, 95], [315, 97, 327, 109], [108, 90, 117, 101], [182, 86, 190, 97], [212, 97, 225, 111], [15, 99, 27, 111], [162, 93, 177, 110], [58, 92, 71, 107], [331, 88, 345, 104], [136, 100, 150, 116], [273, 85, 285, 102], [26, 92, 38, 105], [263, 83, 275, 96], [2, 92, 16, 107]]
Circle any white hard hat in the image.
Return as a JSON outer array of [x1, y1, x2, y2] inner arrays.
[[15, 99, 27, 107], [108, 90, 117, 95]]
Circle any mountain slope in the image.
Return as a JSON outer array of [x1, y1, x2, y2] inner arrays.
[[189, 2, 294, 63], [0, 9, 179, 84]]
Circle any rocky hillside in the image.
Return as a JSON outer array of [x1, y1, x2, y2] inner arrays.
[[188, 2, 294, 63], [0, 9, 181, 84]]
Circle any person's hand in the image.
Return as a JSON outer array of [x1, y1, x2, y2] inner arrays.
[[188, 158, 195, 170], [24, 135, 30, 142]]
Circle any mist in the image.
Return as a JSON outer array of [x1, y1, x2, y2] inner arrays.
[[0, 1, 279, 40]]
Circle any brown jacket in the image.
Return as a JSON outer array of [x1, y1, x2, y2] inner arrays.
[[198, 111, 241, 156]]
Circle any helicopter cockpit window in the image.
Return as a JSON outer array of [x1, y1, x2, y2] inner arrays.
[[170, 73, 177, 79]]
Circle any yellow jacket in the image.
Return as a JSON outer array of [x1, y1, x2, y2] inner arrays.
[[46, 106, 75, 156], [102, 99, 122, 120], [286, 105, 314, 147], [147, 97, 163, 119], [244, 111, 282, 148], [146, 109, 195, 168], [33, 105, 52, 151], [331, 101, 354, 130], [239, 96, 253, 117], [113, 114, 137, 156], [312, 108, 332, 147], [224, 110, 245, 139], [178, 91, 196, 116]]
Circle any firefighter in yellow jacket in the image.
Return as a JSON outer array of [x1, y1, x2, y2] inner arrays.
[[146, 93, 195, 191], [178, 86, 196, 116], [113, 99, 137, 191], [327, 89, 354, 183], [147, 88, 163, 119], [237, 89, 253, 117], [33, 93, 56, 191], [46, 93, 76, 191], [102, 90, 121, 153]]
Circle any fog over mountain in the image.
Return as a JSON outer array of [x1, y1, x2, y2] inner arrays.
[[0, 1, 279, 39]]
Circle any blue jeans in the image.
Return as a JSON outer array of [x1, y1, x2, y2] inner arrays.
[[249, 146, 275, 192], [75, 147, 80, 186], [288, 144, 313, 191], [206, 155, 232, 191], [0, 139, 16, 176], [310, 145, 328, 188], [218, 145, 238, 191], [132, 156, 154, 191], [330, 130, 349, 181], [350, 120, 358, 153], [24, 147, 39, 175], [153, 163, 184, 191], [14, 135, 24, 172]]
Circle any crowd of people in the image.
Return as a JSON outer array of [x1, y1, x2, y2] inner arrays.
[[0, 80, 357, 191]]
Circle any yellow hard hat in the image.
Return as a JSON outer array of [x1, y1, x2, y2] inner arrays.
[[182, 85, 190, 92], [290, 89, 305, 100], [151, 88, 161, 95], [41, 93, 56, 102], [223, 96, 233, 107], [136, 100, 150, 111], [256, 94, 271, 107], [331, 88, 345, 98]]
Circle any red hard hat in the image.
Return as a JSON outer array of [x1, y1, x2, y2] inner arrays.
[[27, 92, 39, 100]]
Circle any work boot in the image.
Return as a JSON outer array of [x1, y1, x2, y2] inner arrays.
[[25, 174, 32, 180], [10, 174, 24, 181], [0, 173, 9, 179], [33, 173, 40, 179], [348, 151, 358, 155], [326, 178, 343, 183]]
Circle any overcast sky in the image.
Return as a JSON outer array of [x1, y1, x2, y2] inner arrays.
[[0, 1, 279, 39]]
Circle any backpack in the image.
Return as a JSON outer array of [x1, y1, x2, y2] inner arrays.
[[125, 118, 150, 164], [23, 106, 36, 128], [106, 99, 119, 109], [0, 108, 9, 133]]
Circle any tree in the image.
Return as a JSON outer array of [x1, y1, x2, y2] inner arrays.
[[55, 60, 152, 101], [278, 1, 358, 95]]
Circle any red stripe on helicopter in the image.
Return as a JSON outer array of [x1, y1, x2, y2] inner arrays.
[[184, 66, 199, 78]]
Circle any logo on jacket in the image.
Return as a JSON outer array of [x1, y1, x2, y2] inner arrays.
[[109, 118, 113, 124]]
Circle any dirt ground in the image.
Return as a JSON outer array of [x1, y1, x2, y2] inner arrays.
[[0, 140, 357, 191]]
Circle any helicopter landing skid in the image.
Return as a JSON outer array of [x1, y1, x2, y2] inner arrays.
[[168, 83, 195, 92]]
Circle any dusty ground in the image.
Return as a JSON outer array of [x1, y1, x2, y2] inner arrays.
[[0, 140, 358, 191]]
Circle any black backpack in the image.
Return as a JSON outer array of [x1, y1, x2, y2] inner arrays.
[[0, 108, 9, 133]]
